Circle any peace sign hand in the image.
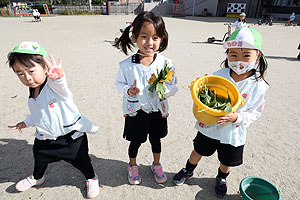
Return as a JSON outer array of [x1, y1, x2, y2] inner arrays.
[[43, 54, 63, 79]]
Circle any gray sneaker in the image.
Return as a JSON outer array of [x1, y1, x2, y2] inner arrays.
[[173, 168, 193, 185]]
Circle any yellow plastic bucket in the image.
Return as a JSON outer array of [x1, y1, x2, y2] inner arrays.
[[189, 75, 243, 125]]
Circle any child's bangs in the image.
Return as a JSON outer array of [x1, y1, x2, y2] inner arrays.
[[9, 53, 45, 69]]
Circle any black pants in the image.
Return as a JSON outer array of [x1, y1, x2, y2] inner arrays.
[[33, 132, 95, 180], [128, 137, 162, 158]]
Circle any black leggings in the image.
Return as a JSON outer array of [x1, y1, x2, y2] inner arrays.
[[128, 137, 162, 158]]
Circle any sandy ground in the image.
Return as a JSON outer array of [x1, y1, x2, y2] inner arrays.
[[0, 15, 299, 200]]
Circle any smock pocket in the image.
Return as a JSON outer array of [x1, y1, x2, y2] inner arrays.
[[125, 98, 140, 114]]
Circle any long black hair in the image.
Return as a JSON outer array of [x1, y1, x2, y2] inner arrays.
[[114, 11, 168, 55], [222, 49, 269, 85]]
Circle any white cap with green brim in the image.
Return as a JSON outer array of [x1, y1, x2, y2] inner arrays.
[[223, 27, 268, 68], [7, 41, 48, 58]]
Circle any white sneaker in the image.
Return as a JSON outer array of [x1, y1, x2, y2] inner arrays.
[[86, 175, 99, 199], [16, 175, 45, 192]]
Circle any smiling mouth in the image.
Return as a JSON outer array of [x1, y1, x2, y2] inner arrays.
[[144, 47, 153, 51]]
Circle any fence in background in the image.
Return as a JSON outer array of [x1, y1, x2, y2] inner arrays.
[[52, 2, 142, 15]]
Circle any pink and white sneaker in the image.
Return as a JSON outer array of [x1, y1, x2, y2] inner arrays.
[[15, 175, 45, 192], [127, 164, 141, 185], [86, 175, 99, 199], [151, 163, 167, 183]]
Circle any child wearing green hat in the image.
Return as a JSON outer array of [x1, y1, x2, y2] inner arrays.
[[173, 27, 269, 198], [7, 41, 100, 199]]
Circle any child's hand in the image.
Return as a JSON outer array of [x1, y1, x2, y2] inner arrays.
[[217, 112, 238, 125], [8, 122, 26, 133], [43, 54, 63, 79], [127, 80, 140, 95]]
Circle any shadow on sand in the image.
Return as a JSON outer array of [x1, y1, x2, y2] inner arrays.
[[192, 41, 224, 46], [1, 138, 240, 199]]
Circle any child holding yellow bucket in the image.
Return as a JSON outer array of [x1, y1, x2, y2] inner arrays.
[[173, 27, 269, 198]]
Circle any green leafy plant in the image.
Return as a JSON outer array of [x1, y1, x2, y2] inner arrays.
[[0, 0, 10, 8], [198, 80, 232, 113], [148, 60, 174, 99]]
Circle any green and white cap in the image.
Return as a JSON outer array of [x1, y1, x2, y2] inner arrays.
[[7, 41, 48, 58], [224, 27, 262, 50], [223, 27, 268, 67]]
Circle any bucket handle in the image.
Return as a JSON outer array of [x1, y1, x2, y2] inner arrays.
[[188, 77, 200, 89], [188, 75, 208, 89]]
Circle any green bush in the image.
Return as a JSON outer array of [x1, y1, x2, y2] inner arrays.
[[0, 0, 10, 7], [92, 0, 106, 6], [36, 1, 51, 6], [0, 7, 12, 16]]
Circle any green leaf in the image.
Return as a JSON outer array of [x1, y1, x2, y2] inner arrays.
[[198, 81, 233, 112], [207, 91, 217, 107], [148, 80, 158, 92], [225, 85, 231, 103], [224, 102, 232, 113], [158, 91, 164, 99], [156, 82, 166, 95]]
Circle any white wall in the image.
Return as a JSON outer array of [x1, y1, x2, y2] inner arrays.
[[183, 0, 218, 16], [144, 0, 218, 16]]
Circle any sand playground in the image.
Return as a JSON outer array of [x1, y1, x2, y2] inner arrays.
[[0, 15, 299, 200]]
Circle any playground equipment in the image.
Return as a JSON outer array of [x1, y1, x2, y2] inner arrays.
[[226, 3, 246, 18], [207, 23, 231, 43], [12, 3, 50, 17], [173, 0, 185, 16]]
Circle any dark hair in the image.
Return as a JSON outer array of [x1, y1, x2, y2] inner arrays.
[[7, 53, 46, 70], [221, 49, 269, 85], [114, 11, 168, 55]]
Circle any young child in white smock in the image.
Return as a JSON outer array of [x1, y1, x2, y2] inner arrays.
[[231, 12, 248, 31], [7, 41, 100, 199], [114, 11, 178, 185], [173, 27, 269, 198]]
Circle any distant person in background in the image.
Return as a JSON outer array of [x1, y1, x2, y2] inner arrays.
[[289, 12, 296, 23], [231, 12, 248, 31], [32, 9, 41, 22]]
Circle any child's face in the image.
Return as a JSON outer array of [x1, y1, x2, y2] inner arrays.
[[134, 21, 162, 56], [228, 48, 259, 63], [12, 61, 47, 88], [239, 16, 245, 20]]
